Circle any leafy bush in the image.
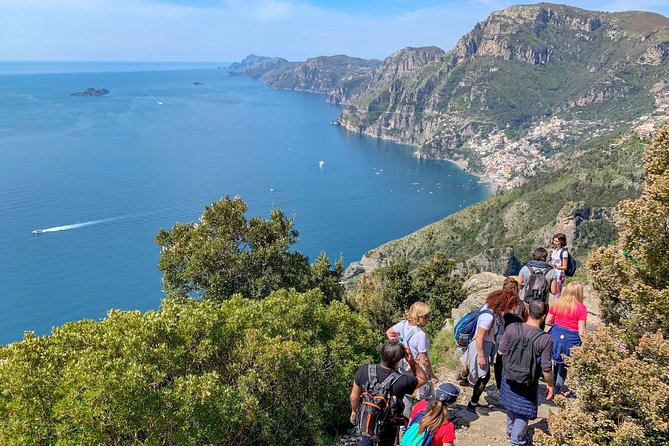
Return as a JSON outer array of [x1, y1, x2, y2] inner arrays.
[[535, 328, 669, 446], [0, 289, 378, 445], [537, 126, 669, 444], [155, 196, 343, 302], [346, 254, 466, 336], [588, 125, 669, 341]]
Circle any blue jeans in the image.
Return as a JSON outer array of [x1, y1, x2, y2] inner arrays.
[[554, 361, 568, 394], [506, 412, 529, 446]]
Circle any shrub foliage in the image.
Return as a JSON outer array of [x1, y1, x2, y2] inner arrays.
[[347, 253, 466, 336], [537, 126, 669, 445], [155, 195, 343, 302], [0, 290, 378, 445]]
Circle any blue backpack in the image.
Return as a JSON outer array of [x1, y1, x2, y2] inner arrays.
[[561, 248, 577, 277], [453, 307, 492, 347], [400, 410, 434, 446]]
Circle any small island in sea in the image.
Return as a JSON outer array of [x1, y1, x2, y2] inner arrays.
[[70, 87, 109, 96]]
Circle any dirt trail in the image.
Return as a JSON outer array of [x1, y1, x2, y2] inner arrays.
[[436, 365, 558, 446]]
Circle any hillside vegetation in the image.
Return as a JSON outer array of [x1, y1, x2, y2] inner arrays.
[[350, 133, 646, 276]]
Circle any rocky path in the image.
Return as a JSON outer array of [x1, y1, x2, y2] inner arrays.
[[436, 365, 557, 446]]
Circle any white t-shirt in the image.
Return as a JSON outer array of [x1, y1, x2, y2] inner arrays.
[[392, 320, 429, 359], [475, 304, 495, 342], [551, 248, 569, 277]]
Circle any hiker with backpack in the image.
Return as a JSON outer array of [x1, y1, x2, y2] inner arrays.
[[545, 282, 587, 397], [350, 340, 428, 446], [517, 247, 558, 303], [386, 302, 438, 404], [549, 233, 570, 298], [493, 277, 526, 394], [497, 300, 554, 446], [457, 289, 519, 413], [401, 383, 460, 446]]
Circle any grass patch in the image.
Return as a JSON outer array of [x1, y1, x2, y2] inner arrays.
[[431, 327, 462, 372]]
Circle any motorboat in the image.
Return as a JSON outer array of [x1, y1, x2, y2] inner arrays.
[[32, 229, 44, 235]]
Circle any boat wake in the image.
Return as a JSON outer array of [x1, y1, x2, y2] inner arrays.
[[32, 216, 125, 235]]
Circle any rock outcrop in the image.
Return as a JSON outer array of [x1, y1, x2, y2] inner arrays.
[[70, 88, 109, 97]]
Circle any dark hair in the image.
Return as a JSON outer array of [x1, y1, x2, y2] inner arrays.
[[486, 289, 520, 314], [528, 300, 548, 319], [553, 233, 567, 248], [532, 247, 548, 261], [381, 340, 405, 367]]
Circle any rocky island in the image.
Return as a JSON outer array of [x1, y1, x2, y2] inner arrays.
[[70, 87, 109, 97]]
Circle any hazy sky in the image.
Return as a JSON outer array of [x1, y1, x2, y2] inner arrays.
[[1, 0, 668, 62]]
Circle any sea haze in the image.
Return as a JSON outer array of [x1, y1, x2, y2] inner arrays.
[[0, 62, 489, 344]]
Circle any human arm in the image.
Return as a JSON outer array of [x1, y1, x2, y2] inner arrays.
[[475, 327, 488, 369], [415, 360, 428, 388], [349, 381, 362, 423], [552, 250, 568, 271], [540, 335, 554, 400], [545, 311, 555, 328], [386, 324, 400, 341], [418, 351, 438, 383], [543, 369, 555, 401], [578, 320, 586, 342]]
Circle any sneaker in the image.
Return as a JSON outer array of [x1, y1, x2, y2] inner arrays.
[[466, 401, 478, 413]]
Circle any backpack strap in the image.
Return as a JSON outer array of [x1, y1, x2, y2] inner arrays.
[[378, 370, 401, 392], [401, 321, 420, 345], [367, 364, 378, 389]]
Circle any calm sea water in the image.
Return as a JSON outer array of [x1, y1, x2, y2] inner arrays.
[[0, 62, 488, 344]]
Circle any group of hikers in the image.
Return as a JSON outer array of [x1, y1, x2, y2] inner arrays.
[[349, 233, 588, 446]]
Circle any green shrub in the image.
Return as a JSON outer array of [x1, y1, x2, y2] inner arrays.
[[0, 289, 378, 445], [537, 126, 669, 444], [535, 329, 669, 446]]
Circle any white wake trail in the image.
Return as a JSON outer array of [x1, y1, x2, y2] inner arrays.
[[34, 216, 125, 234]]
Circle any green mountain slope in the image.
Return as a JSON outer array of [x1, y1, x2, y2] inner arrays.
[[346, 133, 647, 277], [336, 3, 669, 188]]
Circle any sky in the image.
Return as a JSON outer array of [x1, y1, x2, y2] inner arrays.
[[1, 0, 668, 62]]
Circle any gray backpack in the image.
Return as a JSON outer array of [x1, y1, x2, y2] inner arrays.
[[523, 266, 550, 303]]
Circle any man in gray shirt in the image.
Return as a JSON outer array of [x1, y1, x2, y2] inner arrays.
[[517, 247, 558, 302]]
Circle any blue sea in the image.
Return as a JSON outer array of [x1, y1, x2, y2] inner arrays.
[[0, 61, 488, 344]]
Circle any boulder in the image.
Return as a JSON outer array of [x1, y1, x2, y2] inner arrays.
[[452, 272, 506, 322]]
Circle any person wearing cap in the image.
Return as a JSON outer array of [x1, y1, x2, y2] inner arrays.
[[404, 383, 460, 446]]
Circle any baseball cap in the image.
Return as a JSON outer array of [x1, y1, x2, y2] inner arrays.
[[435, 383, 460, 404]]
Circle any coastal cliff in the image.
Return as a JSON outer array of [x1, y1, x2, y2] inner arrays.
[[335, 3, 669, 189]]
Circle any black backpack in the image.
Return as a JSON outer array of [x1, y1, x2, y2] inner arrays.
[[355, 364, 401, 441], [503, 323, 548, 386], [522, 266, 550, 303]]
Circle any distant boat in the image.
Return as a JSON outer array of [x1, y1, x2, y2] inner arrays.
[[32, 229, 44, 235]]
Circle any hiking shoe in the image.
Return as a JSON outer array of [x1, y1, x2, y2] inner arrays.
[[457, 373, 470, 387]]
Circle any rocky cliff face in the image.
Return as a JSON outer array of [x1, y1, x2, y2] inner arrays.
[[335, 3, 669, 189], [227, 57, 289, 79], [260, 55, 380, 96]]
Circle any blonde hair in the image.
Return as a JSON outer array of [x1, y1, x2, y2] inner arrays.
[[552, 282, 584, 317], [418, 400, 451, 434], [406, 302, 431, 326]]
